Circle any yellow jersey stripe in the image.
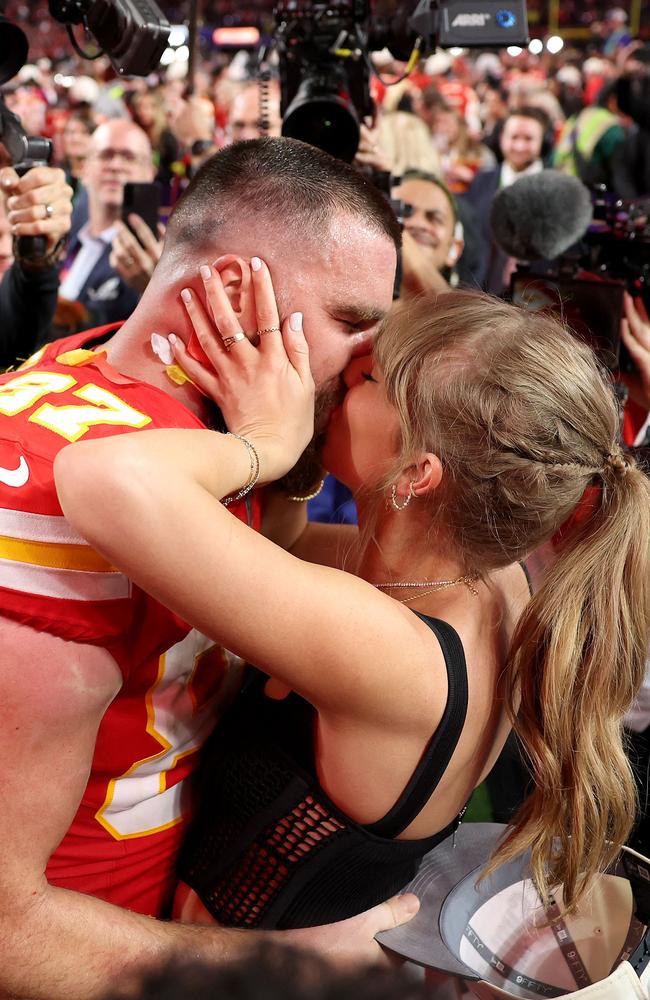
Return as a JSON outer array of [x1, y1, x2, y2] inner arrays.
[[0, 535, 114, 573]]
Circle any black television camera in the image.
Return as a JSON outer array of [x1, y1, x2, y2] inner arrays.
[[274, 0, 530, 162], [511, 191, 650, 375], [0, 0, 169, 259], [0, 17, 54, 260], [47, 0, 170, 78]]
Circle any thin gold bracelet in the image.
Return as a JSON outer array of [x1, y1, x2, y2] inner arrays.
[[222, 433, 260, 507]]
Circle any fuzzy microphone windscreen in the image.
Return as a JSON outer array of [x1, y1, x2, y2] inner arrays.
[[491, 170, 594, 261]]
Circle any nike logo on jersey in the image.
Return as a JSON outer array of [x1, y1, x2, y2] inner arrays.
[[0, 456, 30, 488]]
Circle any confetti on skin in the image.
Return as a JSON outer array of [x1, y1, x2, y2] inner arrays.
[[150, 332, 174, 366], [165, 364, 194, 386]]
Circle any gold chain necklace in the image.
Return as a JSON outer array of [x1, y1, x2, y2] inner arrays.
[[373, 574, 480, 604]]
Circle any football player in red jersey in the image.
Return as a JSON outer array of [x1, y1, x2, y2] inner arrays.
[[0, 137, 417, 1000]]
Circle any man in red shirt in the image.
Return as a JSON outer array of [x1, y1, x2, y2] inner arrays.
[[0, 137, 413, 1000]]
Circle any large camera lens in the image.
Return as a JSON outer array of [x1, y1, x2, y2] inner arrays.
[[0, 17, 28, 86], [282, 75, 360, 162]]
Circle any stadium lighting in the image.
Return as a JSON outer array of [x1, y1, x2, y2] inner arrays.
[[528, 38, 544, 55], [546, 35, 564, 53], [168, 25, 188, 47], [507, 46, 523, 56], [212, 26, 260, 47]]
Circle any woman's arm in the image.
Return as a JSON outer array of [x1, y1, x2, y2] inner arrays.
[[55, 426, 427, 724], [55, 262, 438, 728]]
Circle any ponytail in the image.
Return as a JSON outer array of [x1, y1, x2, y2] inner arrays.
[[375, 290, 650, 910], [485, 456, 650, 911]]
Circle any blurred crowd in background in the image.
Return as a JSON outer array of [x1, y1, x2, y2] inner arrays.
[[0, 0, 648, 358]]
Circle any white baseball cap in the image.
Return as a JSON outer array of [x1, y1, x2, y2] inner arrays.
[[377, 823, 650, 999]]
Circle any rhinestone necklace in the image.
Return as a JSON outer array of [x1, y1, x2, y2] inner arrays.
[[373, 573, 480, 604]]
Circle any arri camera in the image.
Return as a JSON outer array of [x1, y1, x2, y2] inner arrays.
[[274, 0, 529, 161]]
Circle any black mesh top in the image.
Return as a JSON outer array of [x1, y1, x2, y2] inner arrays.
[[178, 613, 469, 929]]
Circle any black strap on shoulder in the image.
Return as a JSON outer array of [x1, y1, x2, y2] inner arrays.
[[629, 927, 650, 980], [365, 615, 469, 839], [520, 560, 534, 597]]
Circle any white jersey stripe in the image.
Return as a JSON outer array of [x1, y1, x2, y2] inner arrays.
[[0, 507, 89, 545], [0, 557, 131, 600]]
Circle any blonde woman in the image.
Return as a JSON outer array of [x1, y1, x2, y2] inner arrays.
[[376, 111, 443, 177], [354, 112, 442, 179], [55, 273, 650, 930]]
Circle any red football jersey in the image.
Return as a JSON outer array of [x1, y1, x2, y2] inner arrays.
[[0, 329, 261, 916]]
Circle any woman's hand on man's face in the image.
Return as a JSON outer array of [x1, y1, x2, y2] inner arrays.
[[167, 257, 316, 484]]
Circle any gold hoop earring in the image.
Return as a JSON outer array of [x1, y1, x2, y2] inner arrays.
[[390, 482, 415, 512]]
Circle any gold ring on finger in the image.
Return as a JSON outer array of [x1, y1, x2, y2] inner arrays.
[[257, 326, 281, 336], [222, 331, 246, 351]]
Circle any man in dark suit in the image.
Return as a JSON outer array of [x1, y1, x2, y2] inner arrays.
[[58, 119, 155, 327], [464, 106, 551, 294]]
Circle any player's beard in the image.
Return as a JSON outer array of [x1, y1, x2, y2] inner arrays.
[[276, 376, 343, 496], [204, 378, 343, 497]]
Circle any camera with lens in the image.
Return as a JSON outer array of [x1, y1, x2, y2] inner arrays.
[[0, 0, 169, 259], [0, 16, 55, 260], [47, 0, 170, 78], [274, 0, 530, 163], [275, 0, 374, 163]]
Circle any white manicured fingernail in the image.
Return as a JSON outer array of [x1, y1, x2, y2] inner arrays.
[[290, 312, 303, 332], [150, 332, 174, 366], [251, 256, 262, 272]]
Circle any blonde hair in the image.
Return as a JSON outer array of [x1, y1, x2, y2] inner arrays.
[[374, 290, 650, 911], [131, 89, 168, 148], [375, 111, 442, 177]]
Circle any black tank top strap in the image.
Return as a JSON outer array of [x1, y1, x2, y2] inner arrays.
[[365, 614, 469, 839], [520, 560, 534, 597]]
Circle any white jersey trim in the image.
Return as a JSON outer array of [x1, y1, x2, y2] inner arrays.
[[0, 507, 89, 545], [0, 558, 131, 600]]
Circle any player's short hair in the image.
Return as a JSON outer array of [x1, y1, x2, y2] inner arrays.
[[166, 137, 402, 253]]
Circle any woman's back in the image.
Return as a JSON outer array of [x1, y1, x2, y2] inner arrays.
[[175, 562, 530, 928], [313, 562, 529, 840], [55, 277, 650, 928]]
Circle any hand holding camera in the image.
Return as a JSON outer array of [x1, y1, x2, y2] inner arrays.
[[0, 166, 73, 259]]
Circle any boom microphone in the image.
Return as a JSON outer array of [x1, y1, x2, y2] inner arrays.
[[490, 170, 593, 261]]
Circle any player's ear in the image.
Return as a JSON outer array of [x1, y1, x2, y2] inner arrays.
[[213, 255, 256, 338]]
